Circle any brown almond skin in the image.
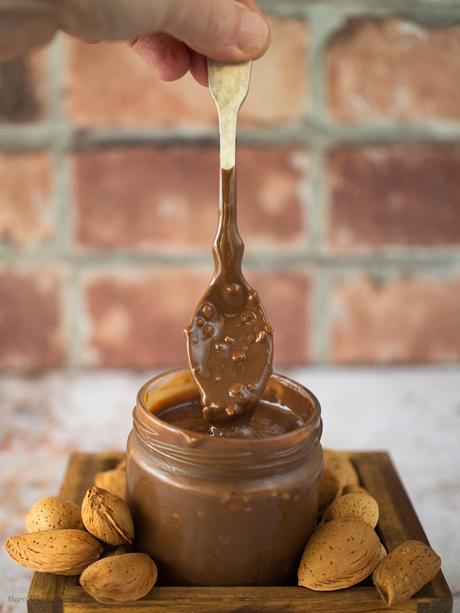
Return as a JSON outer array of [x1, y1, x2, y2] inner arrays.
[[80, 553, 157, 604], [323, 450, 359, 489], [373, 540, 441, 605], [94, 469, 126, 499], [318, 469, 341, 515], [324, 492, 379, 528], [82, 487, 134, 546], [25, 496, 82, 533], [5, 529, 103, 575], [298, 519, 382, 591]]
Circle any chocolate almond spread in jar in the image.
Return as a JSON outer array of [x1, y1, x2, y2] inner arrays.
[[127, 369, 322, 586]]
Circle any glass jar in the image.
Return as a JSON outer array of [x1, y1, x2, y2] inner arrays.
[[127, 368, 322, 586]]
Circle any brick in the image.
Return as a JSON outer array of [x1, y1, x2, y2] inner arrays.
[[331, 273, 460, 363], [0, 270, 64, 368], [65, 39, 213, 127], [74, 146, 308, 251], [247, 270, 311, 365], [327, 18, 460, 122], [0, 50, 47, 123], [0, 152, 53, 248], [82, 268, 310, 367], [328, 146, 460, 249], [65, 17, 308, 126], [83, 268, 207, 367], [241, 17, 308, 125]]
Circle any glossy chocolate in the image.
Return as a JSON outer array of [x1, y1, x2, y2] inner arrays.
[[185, 168, 273, 425], [158, 399, 304, 439]]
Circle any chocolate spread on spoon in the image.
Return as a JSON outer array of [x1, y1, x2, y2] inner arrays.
[[185, 167, 273, 425], [185, 60, 273, 425]]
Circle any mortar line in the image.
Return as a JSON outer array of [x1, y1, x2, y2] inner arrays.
[[305, 6, 338, 363], [48, 35, 81, 367], [259, 0, 460, 18], [5, 121, 460, 151], [67, 123, 460, 145], [2, 249, 460, 269], [68, 256, 460, 277]]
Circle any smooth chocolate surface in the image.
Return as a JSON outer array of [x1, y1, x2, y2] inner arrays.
[[185, 168, 273, 425], [157, 399, 304, 439]]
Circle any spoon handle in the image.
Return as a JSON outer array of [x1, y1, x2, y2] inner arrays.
[[207, 60, 252, 278], [208, 59, 252, 170]]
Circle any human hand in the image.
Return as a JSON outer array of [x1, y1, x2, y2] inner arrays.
[[0, 0, 270, 85]]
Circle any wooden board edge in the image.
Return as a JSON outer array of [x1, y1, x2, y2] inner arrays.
[[352, 452, 452, 609], [27, 573, 65, 613], [27, 451, 453, 613], [62, 584, 421, 612]]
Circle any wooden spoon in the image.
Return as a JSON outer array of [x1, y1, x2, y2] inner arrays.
[[185, 59, 274, 425]]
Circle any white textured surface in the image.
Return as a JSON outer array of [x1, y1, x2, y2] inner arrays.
[[0, 367, 459, 612]]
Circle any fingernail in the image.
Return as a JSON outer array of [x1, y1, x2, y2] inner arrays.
[[237, 9, 269, 54]]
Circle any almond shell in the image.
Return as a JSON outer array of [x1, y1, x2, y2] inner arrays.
[[373, 539, 441, 605], [298, 518, 382, 591], [82, 487, 134, 546], [324, 492, 379, 528], [80, 552, 157, 604], [5, 529, 103, 575], [25, 496, 82, 533]]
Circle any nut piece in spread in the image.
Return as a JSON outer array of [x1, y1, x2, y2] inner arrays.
[[25, 496, 82, 532], [82, 486, 134, 546], [373, 540, 441, 605], [323, 492, 379, 528], [80, 553, 158, 604], [298, 519, 382, 590], [5, 529, 103, 575]]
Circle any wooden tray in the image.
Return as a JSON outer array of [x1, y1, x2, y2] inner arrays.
[[27, 451, 452, 612]]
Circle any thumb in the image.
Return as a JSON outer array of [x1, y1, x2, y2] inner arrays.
[[161, 0, 270, 60]]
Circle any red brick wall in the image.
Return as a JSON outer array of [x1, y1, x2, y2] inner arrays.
[[1, 4, 460, 369]]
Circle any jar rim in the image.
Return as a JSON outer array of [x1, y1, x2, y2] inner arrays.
[[135, 367, 321, 452]]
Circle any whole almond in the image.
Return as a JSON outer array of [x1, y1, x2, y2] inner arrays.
[[373, 540, 441, 605], [94, 469, 126, 499], [5, 529, 103, 575], [323, 450, 359, 489], [80, 553, 157, 604], [82, 487, 134, 546], [324, 492, 379, 528], [318, 469, 341, 515], [298, 519, 382, 590], [25, 496, 82, 533]]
